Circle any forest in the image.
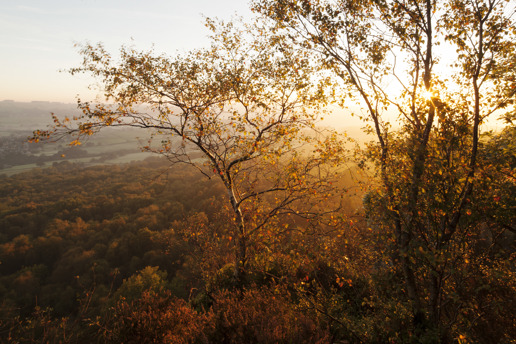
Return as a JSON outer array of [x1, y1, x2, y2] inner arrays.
[[0, 158, 366, 343], [3, 0, 516, 343]]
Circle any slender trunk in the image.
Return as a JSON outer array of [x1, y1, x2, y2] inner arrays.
[[228, 186, 247, 287], [234, 217, 246, 287], [429, 273, 440, 325], [399, 0, 437, 333]]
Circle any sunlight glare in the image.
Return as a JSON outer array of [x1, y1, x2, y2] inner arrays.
[[421, 89, 433, 101]]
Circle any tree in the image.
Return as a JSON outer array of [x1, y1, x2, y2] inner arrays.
[[32, 19, 344, 287], [253, 0, 516, 341]]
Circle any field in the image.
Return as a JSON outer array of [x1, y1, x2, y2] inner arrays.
[[0, 101, 156, 176]]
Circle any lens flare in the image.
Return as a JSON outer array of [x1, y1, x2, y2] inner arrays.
[[421, 89, 433, 100]]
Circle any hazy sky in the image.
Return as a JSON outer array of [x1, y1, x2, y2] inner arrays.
[[0, 0, 252, 103]]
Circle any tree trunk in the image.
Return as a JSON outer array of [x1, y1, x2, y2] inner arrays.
[[228, 186, 247, 288]]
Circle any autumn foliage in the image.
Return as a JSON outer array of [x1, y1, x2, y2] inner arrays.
[[7, 0, 516, 342]]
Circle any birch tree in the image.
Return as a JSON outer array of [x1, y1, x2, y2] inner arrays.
[[32, 19, 344, 287]]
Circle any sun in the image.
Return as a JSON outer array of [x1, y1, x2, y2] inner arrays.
[[421, 89, 434, 101]]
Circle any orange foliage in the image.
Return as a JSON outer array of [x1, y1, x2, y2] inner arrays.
[[209, 287, 331, 344], [102, 290, 213, 344]]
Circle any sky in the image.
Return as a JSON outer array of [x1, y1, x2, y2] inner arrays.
[[0, 0, 253, 103], [5, 1, 504, 130]]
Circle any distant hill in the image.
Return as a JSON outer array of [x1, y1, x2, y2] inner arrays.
[[0, 101, 152, 176], [0, 100, 80, 135]]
